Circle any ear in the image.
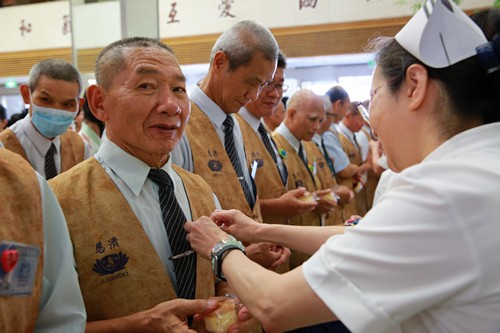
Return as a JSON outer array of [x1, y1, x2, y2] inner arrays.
[[20, 84, 31, 104], [86, 85, 108, 122], [404, 64, 429, 111], [212, 51, 229, 72]]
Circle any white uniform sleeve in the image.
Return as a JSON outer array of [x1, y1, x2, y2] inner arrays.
[[35, 174, 86, 333], [303, 165, 479, 333]]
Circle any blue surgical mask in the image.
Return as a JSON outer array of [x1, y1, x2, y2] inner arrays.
[[31, 103, 77, 138]]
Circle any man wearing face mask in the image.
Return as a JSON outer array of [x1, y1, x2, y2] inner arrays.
[[0, 59, 91, 179]]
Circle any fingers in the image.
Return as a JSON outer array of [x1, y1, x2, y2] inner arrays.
[[171, 298, 219, 317]]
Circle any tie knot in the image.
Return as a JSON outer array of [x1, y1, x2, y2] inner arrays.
[[223, 115, 234, 131], [148, 169, 173, 188], [47, 143, 56, 155], [258, 123, 267, 135]]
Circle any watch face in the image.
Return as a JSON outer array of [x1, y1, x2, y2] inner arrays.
[[211, 239, 227, 257]]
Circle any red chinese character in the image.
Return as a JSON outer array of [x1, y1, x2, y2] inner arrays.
[[219, 0, 236, 18], [62, 15, 71, 35], [299, 0, 318, 10], [167, 2, 180, 24], [19, 19, 32, 37]]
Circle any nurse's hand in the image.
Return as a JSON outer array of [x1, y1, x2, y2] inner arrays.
[[210, 209, 262, 244]]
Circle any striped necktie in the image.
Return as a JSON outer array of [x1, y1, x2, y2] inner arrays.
[[44, 143, 57, 180], [258, 123, 277, 163], [223, 116, 254, 208], [148, 169, 196, 299]]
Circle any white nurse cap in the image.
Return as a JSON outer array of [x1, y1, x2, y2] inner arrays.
[[395, 0, 488, 68]]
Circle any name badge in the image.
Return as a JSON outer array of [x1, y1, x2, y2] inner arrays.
[[251, 160, 259, 179], [0, 241, 40, 296]]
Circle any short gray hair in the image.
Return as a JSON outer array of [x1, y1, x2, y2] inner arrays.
[[210, 20, 279, 70], [95, 37, 175, 90], [28, 59, 82, 93]]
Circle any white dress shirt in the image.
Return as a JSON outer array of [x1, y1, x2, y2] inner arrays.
[[9, 116, 91, 178], [95, 138, 219, 288], [303, 122, 500, 333]]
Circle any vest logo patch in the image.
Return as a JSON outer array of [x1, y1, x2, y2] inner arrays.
[[208, 159, 222, 172], [93, 252, 129, 276], [319, 161, 325, 168], [255, 159, 264, 168]]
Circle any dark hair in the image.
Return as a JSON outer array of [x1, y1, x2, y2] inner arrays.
[[281, 96, 289, 108], [367, 37, 500, 130], [277, 51, 287, 69], [28, 59, 82, 93], [0, 104, 6, 121], [95, 37, 175, 90], [324, 86, 349, 104], [469, 8, 500, 41]]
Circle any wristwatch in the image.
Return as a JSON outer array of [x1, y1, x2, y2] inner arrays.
[[211, 235, 245, 282]]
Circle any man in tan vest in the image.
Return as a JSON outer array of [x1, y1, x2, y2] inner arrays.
[[272, 90, 338, 268], [0, 59, 91, 179], [0, 147, 86, 332], [238, 52, 317, 227], [49, 37, 249, 332], [237, 52, 313, 272], [323, 86, 371, 219], [171, 20, 289, 269], [312, 97, 355, 225], [338, 102, 373, 216]]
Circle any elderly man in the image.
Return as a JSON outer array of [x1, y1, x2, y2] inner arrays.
[[0, 59, 91, 179], [272, 89, 338, 268], [172, 20, 288, 269], [49, 37, 240, 332]]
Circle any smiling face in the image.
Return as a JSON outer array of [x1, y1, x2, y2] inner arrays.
[[88, 47, 190, 167], [207, 51, 276, 114]]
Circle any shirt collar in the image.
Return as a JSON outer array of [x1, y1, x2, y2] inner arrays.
[[22, 115, 60, 155], [239, 107, 261, 132], [190, 83, 228, 129], [275, 122, 301, 153], [96, 137, 174, 196]]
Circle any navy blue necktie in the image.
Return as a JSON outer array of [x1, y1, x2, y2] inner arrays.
[[148, 169, 196, 299]]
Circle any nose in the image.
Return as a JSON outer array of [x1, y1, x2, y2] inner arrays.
[[157, 90, 181, 115]]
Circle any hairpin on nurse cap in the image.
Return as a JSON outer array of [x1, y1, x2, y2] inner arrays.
[[395, 0, 488, 68]]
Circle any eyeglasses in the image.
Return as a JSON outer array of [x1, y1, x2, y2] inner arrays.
[[356, 102, 378, 140], [262, 82, 289, 93]]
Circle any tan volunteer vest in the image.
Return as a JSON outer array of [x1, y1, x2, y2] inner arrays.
[[272, 133, 321, 269], [0, 149, 43, 333], [49, 158, 215, 321], [236, 114, 288, 226], [359, 129, 379, 211], [303, 141, 344, 226], [185, 103, 262, 222], [338, 130, 366, 217], [0, 128, 86, 173]]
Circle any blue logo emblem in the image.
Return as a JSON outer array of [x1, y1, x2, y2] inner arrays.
[[92, 251, 129, 276], [208, 160, 222, 172]]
